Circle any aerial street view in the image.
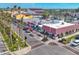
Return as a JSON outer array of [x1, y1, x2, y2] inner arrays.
[[1, 3, 79, 55]]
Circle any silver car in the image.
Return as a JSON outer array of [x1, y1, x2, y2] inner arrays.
[[70, 39, 79, 47]]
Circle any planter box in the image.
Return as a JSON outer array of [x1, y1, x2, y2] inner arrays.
[[0, 32, 31, 55], [4, 40, 31, 55]]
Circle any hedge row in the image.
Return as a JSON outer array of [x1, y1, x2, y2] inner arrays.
[[61, 35, 75, 44], [0, 22, 28, 52]]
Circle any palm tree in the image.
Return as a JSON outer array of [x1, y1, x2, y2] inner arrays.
[[18, 6, 21, 10], [2, 11, 13, 45], [19, 17, 24, 39], [75, 8, 79, 12], [6, 7, 10, 11], [13, 5, 17, 9], [18, 6, 21, 14]]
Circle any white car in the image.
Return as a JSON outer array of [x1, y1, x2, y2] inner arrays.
[[74, 39, 79, 43], [70, 39, 79, 47]]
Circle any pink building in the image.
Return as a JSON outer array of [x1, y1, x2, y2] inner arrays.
[[42, 21, 79, 38]]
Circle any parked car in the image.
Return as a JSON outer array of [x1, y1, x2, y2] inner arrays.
[[23, 26, 29, 30], [70, 39, 79, 47], [74, 39, 79, 43], [29, 34, 34, 37], [48, 34, 54, 39], [24, 30, 30, 33], [37, 34, 42, 37]]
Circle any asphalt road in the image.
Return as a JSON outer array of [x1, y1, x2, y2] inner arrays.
[[27, 45, 75, 55], [24, 32, 43, 47], [25, 31, 76, 55]]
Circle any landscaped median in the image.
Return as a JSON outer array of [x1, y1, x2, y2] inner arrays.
[[59, 33, 79, 44], [61, 35, 75, 44], [11, 32, 31, 55], [0, 25, 31, 54]]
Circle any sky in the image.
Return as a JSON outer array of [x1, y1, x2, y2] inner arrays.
[[0, 3, 79, 9]]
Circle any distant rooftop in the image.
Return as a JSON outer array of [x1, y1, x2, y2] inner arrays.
[[29, 8, 44, 10], [43, 21, 74, 29]]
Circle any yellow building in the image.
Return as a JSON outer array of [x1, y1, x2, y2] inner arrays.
[[16, 14, 33, 20]]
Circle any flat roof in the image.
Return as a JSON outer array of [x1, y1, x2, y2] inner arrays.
[[43, 22, 74, 29]]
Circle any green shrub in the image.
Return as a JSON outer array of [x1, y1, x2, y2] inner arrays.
[[2, 32, 10, 43], [66, 36, 75, 43], [13, 32, 28, 48], [61, 35, 75, 44], [9, 44, 18, 52], [0, 25, 29, 52], [20, 41, 28, 48]]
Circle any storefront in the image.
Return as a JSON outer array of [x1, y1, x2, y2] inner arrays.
[[42, 21, 79, 39]]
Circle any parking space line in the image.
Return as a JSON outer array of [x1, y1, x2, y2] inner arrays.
[[63, 46, 79, 55], [32, 43, 44, 49]]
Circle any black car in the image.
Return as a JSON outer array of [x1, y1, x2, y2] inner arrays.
[[24, 30, 30, 33], [29, 34, 34, 37], [37, 34, 42, 37]]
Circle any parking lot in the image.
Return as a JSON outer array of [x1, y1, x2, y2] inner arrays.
[[25, 32, 43, 47], [0, 36, 7, 55], [12, 19, 79, 55], [27, 45, 75, 55]]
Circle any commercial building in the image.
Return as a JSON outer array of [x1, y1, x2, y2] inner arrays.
[[15, 14, 33, 20], [42, 20, 79, 38]]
